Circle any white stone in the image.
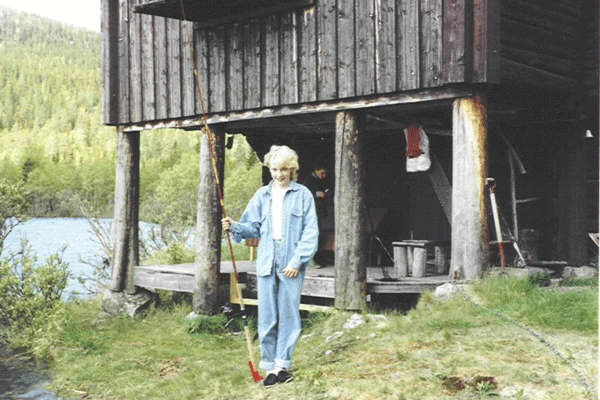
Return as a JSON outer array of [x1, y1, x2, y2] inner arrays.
[[300, 333, 314, 342], [562, 266, 598, 280], [570, 266, 598, 279], [343, 314, 365, 330], [434, 282, 458, 299], [367, 313, 387, 322], [101, 288, 154, 317], [326, 331, 343, 342]]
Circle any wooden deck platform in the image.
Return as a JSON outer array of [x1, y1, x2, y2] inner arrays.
[[133, 261, 450, 300]]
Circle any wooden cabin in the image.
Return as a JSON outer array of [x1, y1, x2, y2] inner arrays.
[[101, 0, 598, 311]]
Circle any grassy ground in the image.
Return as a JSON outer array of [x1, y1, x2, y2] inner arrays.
[[48, 276, 598, 400]]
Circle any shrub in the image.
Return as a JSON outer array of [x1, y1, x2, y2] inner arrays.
[[0, 240, 69, 352], [0, 178, 31, 255]]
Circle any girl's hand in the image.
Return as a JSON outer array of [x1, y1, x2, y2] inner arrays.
[[222, 217, 233, 231], [283, 266, 299, 278]]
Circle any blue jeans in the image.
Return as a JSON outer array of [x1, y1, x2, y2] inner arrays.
[[257, 240, 305, 370]]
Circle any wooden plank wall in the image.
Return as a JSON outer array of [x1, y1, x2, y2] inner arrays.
[[103, 0, 498, 125], [499, 0, 581, 79]]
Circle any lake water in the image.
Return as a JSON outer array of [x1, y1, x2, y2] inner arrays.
[[2, 218, 145, 298]]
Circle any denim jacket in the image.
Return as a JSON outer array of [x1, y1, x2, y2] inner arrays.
[[229, 180, 319, 276]]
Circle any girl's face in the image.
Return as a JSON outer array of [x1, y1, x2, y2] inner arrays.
[[270, 164, 292, 188]]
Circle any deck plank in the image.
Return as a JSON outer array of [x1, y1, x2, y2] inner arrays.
[[133, 262, 450, 297]]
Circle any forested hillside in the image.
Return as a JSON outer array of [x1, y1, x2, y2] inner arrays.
[[0, 5, 261, 227]]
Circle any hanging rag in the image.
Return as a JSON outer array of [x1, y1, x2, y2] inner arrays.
[[404, 122, 431, 172], [406, 123, 424, 158]]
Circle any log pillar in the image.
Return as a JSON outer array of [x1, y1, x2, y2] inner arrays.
[[334, 111, 367, 310], [558, 129, 588, 266], [449, 95, 489, 280], [194, 128, 225, 314], [110, 128, 140, 294]]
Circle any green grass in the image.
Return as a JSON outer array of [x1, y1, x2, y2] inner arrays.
[[472, 276, 598, 332], [45, 276, 598, 400]]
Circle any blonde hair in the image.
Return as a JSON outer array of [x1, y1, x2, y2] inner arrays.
[[263, 145, 299, 181]]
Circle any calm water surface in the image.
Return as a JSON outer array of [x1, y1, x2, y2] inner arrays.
[[1, 218, 170, 298], [3, 218, 112, 298]]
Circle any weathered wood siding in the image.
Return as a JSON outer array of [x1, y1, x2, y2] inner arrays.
[[499, 0, 582, 83], [103, 0, 502, 125]]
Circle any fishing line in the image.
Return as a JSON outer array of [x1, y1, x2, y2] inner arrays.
[[177, 1, 262, 381]]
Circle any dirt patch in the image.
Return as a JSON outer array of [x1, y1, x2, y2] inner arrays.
[[154, 357, 187, 380]]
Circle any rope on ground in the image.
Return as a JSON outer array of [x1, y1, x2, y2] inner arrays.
[[457, 289, 594, 395]]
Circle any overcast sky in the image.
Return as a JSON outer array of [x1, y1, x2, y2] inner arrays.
[[0, 0, 100, 31]]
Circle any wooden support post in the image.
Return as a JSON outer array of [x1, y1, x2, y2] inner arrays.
[[393, 245, 408, 277], [334, 110, 367, 310], [558, 129, 588, 266], [194, 128, 224, 314], [435, 246, 449, 274], [110, 128, 140, 294], [449, 95, 489, 280], [412, 247, 427, 277]]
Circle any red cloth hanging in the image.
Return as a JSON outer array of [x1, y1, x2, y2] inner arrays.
[[406, 122, 424, 158]]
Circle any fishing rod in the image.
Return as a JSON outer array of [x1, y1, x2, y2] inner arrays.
[[177, 0, 263, 382]]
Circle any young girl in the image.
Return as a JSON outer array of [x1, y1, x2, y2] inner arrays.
[[222, 145, 319, 388]]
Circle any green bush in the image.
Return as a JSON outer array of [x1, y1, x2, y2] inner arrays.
[[0, 241, 69, 352], [0, 178, 31, 255]]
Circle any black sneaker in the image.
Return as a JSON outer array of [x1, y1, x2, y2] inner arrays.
[[263, 373, 278, 388], [277, 369, 293, 384]]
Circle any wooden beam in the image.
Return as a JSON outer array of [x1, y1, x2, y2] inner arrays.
[[194, 127, 225, 313], [449, 95, 488, 280], [134, 266, 196, 293], [334, 110, 367, 310], [121, 86, 476, 131], [133, 0, 315, 29], [428, 154, 452, 223], [110, 128, 140, 293]]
